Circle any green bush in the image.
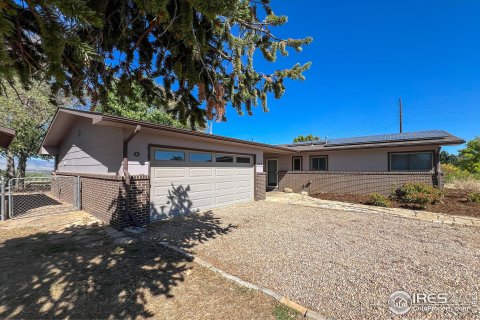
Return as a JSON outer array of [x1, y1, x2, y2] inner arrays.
[[392, 182, 443, 209], [366, 193, 391, 207], [441, 163, 471, 183], [467, 192, 480, 203]]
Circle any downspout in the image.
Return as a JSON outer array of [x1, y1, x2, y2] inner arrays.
[[123, 125, 141, 227]]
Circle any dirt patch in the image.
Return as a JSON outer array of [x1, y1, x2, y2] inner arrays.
[[0, 213, 298, 320], [312, 189, 480, 218]]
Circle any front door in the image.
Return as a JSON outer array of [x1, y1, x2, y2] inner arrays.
[[267, 159, 278, 188]]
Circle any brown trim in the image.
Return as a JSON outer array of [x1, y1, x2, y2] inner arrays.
[[0, 126, 15, 136], [387, 150, 435, 172], [292, 156, 302, 171], [309, 155, 328, 171]]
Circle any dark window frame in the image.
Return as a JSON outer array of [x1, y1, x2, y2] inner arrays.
[[292, 156, 302, 171], [388, 151, 434, 172], [309, 155, 328, 171]]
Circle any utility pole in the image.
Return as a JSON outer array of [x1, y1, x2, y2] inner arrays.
[[399, 97, 403, 133]]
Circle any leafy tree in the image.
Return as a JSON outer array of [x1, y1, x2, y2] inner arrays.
[[96, 83, 189, 129], [458, 137, 480, 173], [293, 134, 320, 143], [0, 79, 75, 178], [0, 0, 312, 129], [440, 150, 459, 165]]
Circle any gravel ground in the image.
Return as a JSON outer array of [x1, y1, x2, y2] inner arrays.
[[145, 201, 480, 320]]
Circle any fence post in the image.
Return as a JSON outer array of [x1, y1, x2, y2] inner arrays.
[[1, 177, 5, 221]]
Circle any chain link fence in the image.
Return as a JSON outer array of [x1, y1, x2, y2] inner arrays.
[[1, 175, 80, 219]]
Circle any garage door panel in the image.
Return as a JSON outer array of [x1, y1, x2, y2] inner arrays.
[[187, 182, 213, 193], [234, 179, 251, 188], [215, 181, 236, 190], [216, 194, 235, 205], [235, 191, 252, 201], [153, 168, 186, 178], [189, 168, 214, 177], [215, 168, 235, 176], [150, 150, 254, 220], [236, 168, 254, 176], [234, 186, 251, 194]]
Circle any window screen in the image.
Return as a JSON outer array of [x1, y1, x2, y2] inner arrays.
[[390, 152, 433, 171], [311, 156, 327, 171], [154, 150, 185, 161]]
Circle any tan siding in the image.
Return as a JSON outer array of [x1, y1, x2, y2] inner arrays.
[[57, 119, 123, 174]]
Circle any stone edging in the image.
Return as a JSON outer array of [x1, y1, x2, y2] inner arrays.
[[266, 192, 480, 228], [157, 241, 332, 320]]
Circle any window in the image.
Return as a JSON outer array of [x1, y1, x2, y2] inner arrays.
[[236, 156, 252, 164], [216, 154, 234, 163], [390, 152, 433, 171], [310, 156, 327, 171], [154, 150, 185, 161], [292, 156, 302, 171], [190, 152, 212, 162]]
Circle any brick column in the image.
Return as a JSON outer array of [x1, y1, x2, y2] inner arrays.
[[255, 172, 266, 200]]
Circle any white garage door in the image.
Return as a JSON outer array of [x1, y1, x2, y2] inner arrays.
[[150, 147, 254, 220]]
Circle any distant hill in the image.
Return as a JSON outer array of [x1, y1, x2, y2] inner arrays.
[[0, 157, 54, 173]]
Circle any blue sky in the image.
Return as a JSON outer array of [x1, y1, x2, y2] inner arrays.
[[213, 1, 480, 153]]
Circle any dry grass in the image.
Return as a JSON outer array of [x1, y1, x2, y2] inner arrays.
[[445, 178, 480, 191], [0, 215, 298, 320]]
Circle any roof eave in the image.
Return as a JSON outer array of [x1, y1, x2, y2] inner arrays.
[[98, 115, 294, 154]]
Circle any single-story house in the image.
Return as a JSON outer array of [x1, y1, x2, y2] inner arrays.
[[0, 126, 15, 149], [40, 108, 464, 228]]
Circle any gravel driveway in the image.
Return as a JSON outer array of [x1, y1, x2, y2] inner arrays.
[[145, 201, 480, 319]]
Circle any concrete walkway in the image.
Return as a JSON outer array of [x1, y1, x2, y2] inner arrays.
[[266, 191, 480, 228]]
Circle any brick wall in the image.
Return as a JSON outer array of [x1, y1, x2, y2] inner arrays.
[[53, 172, 150, 229], [278, 171, 441, 196], [127, 175, 150, 227], [255, 172, 266, 200]]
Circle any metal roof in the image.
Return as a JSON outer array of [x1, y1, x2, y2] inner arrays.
[[325, 130, 450, 146], [280, 130, 464, 151]]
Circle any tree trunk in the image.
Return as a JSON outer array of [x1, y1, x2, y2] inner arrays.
[[6, 151, 15, 180], [17, 155, 27, 179]]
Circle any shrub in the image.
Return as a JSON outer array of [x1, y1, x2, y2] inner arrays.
[[441, 163, 471, 183], [467, 192, 480, 203], [392, 182, 443, 209], [366, 193, 391, 207]]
